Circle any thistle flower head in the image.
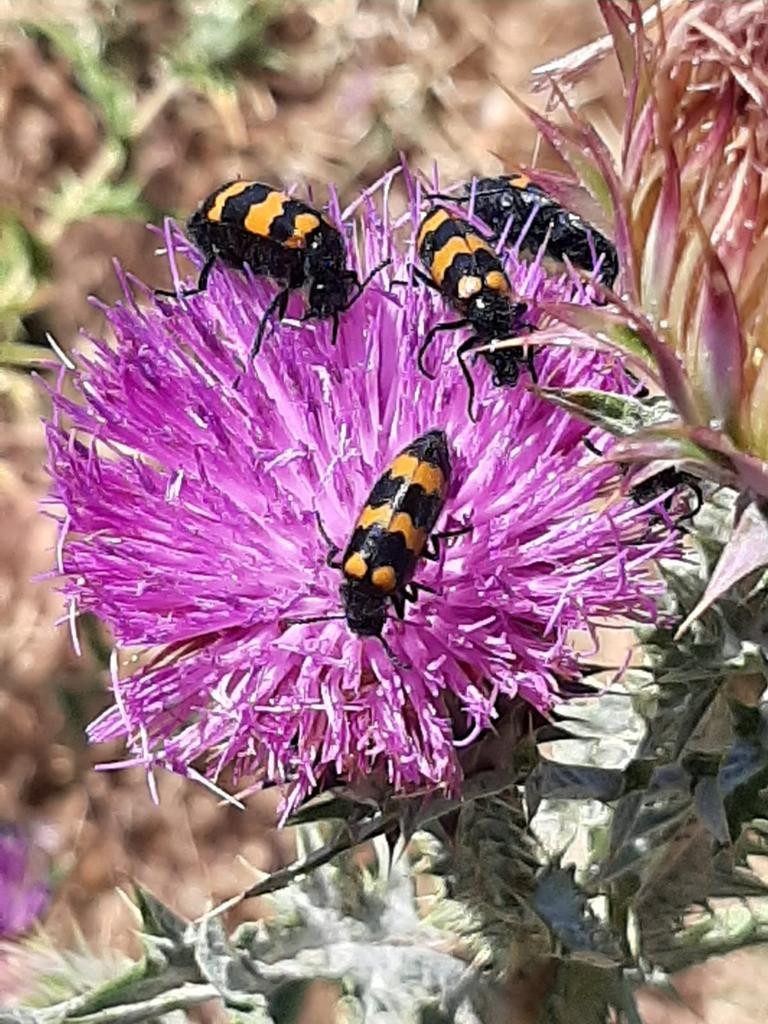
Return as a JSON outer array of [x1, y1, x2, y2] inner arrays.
[[46, 168, 676, 809], [0, 827, 48, 940]]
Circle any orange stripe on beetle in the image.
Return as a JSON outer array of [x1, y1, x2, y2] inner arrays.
[[343, 552, 368, 579], [417, 208, 450, 249], [431, 236, 473, 285], [371, 566, 397, 592], [508, 173, 531, 189], [357, 505, 393, 530], [389, 512, 427, 553], [387, 454, 445, 496], [466, 234, 493, 255], [388, 454, 418, 482], [243, 190, 291, 237], [413, 461, 445, 496], [484, 270, 510, 294], [207, 181, 253, 222], [283, 211, 322, 249]]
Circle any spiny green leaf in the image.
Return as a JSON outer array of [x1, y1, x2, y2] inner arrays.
[[194, 918, 264, 1008], [676, 502, 768, 636], [285, 792, 379, 827], [526, 762, 627, 817], [603, 772, 697, 883], [134, 886, 189, 946], [249, 769, 519, 903], [531, 387, 676, 438], [242, 813, 396, 900]]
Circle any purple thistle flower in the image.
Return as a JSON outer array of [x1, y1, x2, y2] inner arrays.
[[0, 827, 48, 940], [45, 168, 677, 809]]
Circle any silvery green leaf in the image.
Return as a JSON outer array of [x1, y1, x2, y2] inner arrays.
[[602, 764, 696, 882], [538, 689, 646, 783], [48, 984, 217, 1024], [526, 762, 627, 818], [194, 917, 267, 1009], [133, 886, 188, 946]]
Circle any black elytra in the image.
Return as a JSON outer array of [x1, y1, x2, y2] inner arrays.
[[456, 173, 619, 287]]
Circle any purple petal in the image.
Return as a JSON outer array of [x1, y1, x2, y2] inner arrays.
[[45, 170, 680, 807]]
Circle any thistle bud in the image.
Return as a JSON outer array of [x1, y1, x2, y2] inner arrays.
[[533, 0, 768, 496]]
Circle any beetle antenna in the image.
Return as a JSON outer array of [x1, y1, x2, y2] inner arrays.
[[282, 613, 346, 628], [378, 632, 411, 670]]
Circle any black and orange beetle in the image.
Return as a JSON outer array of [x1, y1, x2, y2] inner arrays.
[[157, 180, 386, 357], [414, 206, 532, 419]]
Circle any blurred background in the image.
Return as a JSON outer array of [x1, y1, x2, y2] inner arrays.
[[17, 3, 750, 1018]]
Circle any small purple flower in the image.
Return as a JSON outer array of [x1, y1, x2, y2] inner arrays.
[[0, 827, 48, 939], [46, 168, 676, 808]]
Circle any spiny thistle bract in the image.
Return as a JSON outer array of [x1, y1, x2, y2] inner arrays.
[[45, 168, 678, 810], [528, 0, 768, 503]]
